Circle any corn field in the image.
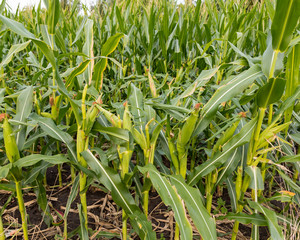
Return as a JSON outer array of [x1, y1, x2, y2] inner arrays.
[[0, 0, 299, 239]]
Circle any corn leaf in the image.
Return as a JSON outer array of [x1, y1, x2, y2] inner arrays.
[[278, 154, 300, 163], [0, 40, 31, 67], [0, 15, 35, 38], [277, 170, 300, 194], [188, 118, 256, 186], [30, 113, 77, 162], [24, 162, 51, 184], [64, 175, 79, 219], [225, 177, 237, 212], [271, 0, 300, 52], [215, 148, 241, 186], [83, 19, 93, 85], [66, 60, 91, 89], [93, 121, 129, 143], [81, 150, 156, 240], [14, 86, 33, 150], [256, 78, 286, 108], [14, 154, 69, 168], [284, 44, 300, 124], [169, 175, 217, 240], [262, 41, 284, 78], [129, 83, 145, 129], [46, 0, 60, 34], [101, 33, 124, 56], [225, 213, 268, 226], [194, 65, 263, 136], [139, 164, 193, 240], [248, 201, 283, 239], [245, 166, 264, 191]]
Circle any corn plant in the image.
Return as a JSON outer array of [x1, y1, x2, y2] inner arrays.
[[0, 0, 299, 239]]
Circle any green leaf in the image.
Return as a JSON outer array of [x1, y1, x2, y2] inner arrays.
[[0, 164, 11, 179], [175, 67, 219, 103], [14, 154, 69, 168], [148, 103, 190, 121], [93, 33, 123, 89], [216, 148, 241, 186], [129, 83, 145, 129], [257, 78, 286, 108], [131, 128, 147, 150], [169, 175, 217, 240], [0, 15, 57, 69], [93, 58, 107, 90], [40, 24, 52, 47], [228, 42, 255, 66], [64, 175, 79, 218], [35, 181, 49, 215], [69, 0, 80, 18], [139, 164, 193, 240], [81, 150, 156, 240], [32, 39, 56, 67], [284, 44, 300, 124], [271, 0, 300, 52], [212, 119, 240, 153], [30, 114, 77, 162], [188, 118, 256, 186], [245, 166, 264, 191], [24, 162, 51, 184], [277, 170, 300, 194], [262, 42, 284, 78], [225, 213, 268, 226], [83, 19, 93, 85], [72, 16, 88, 45], [93, 121, 129, 142], [150, 121, 165, 146], [0, 15, 36, 38], [47, 0, 60, 34], [0, 40, 31, 67], [177, 107, 199, 148], [0, 0, 6, 13], [101, 33, 124, 57], [265, 0, 275, 19], [248, 201, 283, 239], [66, 60, 91, 89], [194, 65, 263, 136], [278, 154, 300, 163], [14, 86, 34, 150], [268, 192, 294, 203], [225, 178, 237, 212], [275, 85, 300, 118]]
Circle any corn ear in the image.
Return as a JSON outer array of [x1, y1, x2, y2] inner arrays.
[[168, 137, 179, 173], [148, 71, 157, 98], [236, 166, 243, 201], [3, 118, 20, 163], [123, 101, 132, 131], [177, 104, 200, 148], [51, 95, 62, 121], [213, 119, 240, 153], [85, 102, 101, 134], [77, 128, 87, 167], [120, 150, 133, 179], [95, 105, 122, 127], [41, 112, 53, 118], [132, 128, 147, 150]]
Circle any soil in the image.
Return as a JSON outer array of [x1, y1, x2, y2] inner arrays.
[[0, 164, 271, 240]]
